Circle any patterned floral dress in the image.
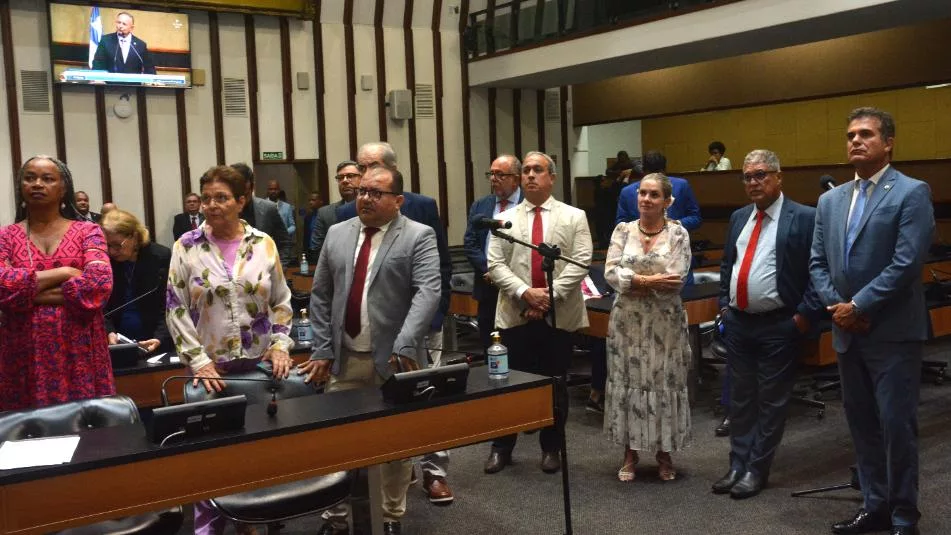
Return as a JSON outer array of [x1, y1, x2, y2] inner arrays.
[[166, 222, 294, 373], [603, 220, 692, 453], [0, 221, 115, 411]]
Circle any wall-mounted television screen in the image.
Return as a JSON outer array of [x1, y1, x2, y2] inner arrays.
[[49, 3, 192, 88]]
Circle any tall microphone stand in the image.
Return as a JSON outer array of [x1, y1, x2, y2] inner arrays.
[[491, 229, 589, 535]]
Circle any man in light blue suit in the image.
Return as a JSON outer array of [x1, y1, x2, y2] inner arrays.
[[811, 107, 934, 535]]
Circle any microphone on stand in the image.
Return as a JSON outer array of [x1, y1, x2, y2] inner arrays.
[[474, 218, 513, 231], [819, 175, 837, 191], [396, 345, 485, 368]]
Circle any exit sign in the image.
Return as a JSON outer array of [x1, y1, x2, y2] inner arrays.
[[262, 151, 284, 160]]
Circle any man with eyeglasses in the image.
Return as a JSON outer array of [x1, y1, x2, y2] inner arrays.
[[711, 149, 823, 500], [300, 166, 441, 535], [310, 160, 361, 261], [463, 155, 523, 354], [172, 192, 204, 242]]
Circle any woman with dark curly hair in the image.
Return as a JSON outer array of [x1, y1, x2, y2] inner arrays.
[[0, 155, 114, 410]]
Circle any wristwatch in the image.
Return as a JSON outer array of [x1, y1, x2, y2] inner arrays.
[[849, 300, 862, 316]]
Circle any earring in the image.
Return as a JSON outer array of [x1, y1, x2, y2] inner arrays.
[[61, 202, 66, 210], [20, 201, 25, 208]]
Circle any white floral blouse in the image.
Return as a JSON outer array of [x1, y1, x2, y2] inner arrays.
[[166, 221, 294, 373]]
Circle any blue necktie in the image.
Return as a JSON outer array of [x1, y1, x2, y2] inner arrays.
[[844, 179, 871, 270]]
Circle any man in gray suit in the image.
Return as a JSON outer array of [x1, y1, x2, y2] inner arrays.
[[309, 160, 362, 259], [231, 163, 294, 266], [811, 107, 934, 535], [300, 166, 441, 535]]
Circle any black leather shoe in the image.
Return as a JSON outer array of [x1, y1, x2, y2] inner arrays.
[[712, 469, 743, 494], [831, 509, 891, 534], [890, 527, 918, 535], [382, 521, 401, 535], [715, 416, 731, 437], [316, 523, 348, 535], [484, 450, 511, 474], [541, 451, 561, 473], [729, 471, 764, 499]]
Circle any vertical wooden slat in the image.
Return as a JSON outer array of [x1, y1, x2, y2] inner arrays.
[[403, 0, 420, 192], [488, 87, 497, 160], [136, 88, 155, 233], [94, 87, 112, 201], [0, 0, 21, 176], [536, 88, 545, 152], [245, 14, 260, 162], [432, 0, 447, 227], [280, 17, 295, 161], [512, 88, 521, 157], [176, 89, 191, 198], [343, 0, 357, 157], [460, 0, 474, 209], [373, 0, 388, 142], [209, 13, 225, 164], [485, 0, 497, 54], [559, 85, 571, 204], [311, 1, 329, 198], [52, 85, 66, 161]]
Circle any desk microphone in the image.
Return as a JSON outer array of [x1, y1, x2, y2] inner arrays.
[[819, 175, 837, 191], [474, 218, 512, 230], [104, 270, 167, 318], [395, 345, 484, 369], [160, 375, 284, 417]]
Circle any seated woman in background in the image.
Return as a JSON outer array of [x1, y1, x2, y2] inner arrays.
[[101, 209, 172, 354], [603, 173, 692, 482], [703, 140, 732, 171], [0, 156, 114, 411], [166, 165, 295, 535]]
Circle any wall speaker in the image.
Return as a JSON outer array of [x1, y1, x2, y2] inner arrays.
[[387, 89, 413, 120], [297, 72, 309, 90], [192, 69, 206, 86]]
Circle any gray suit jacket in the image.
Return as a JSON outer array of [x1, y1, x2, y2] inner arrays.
[[309, 200, 344, 258], [309, 214, 441, 377], [810, 166, 935, 352], [251, 197, 294, 266]]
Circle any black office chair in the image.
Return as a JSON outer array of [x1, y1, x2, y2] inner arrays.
[[181, 370, 352, 534], [0, 396, 183, 535]]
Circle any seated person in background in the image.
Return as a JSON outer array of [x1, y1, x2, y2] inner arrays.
[[74, 190, 101, 223], [616, 150, 702, 284], [101, 209, 172, 354], [703, 141, 732, 171], [172, 192, 204, 241], [0, 156, 114, 411]]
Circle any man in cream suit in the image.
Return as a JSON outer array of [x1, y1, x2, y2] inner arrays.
[[300, 166, 441, 535], [483, 151, 593, 475]]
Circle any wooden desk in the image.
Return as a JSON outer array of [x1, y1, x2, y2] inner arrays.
[[285, 267, 313, 294], [0, 371, 554, 535]]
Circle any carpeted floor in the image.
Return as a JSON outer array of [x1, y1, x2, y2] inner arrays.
[[176, 337, 951, 534]]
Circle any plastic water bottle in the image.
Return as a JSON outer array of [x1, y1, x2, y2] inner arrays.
[[299, 253, 310, 275], [294, 308, 314, 345], [487, 331, 509, 379]]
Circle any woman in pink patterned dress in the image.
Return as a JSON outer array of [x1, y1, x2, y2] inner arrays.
[[0, 156, 114, 411]]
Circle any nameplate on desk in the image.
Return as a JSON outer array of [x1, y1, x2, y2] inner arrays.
[[381, 363, 469, 405]]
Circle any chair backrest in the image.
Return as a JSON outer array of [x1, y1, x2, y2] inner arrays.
[[0, 396, 140, 441], [183, 369, 319, 405], [693, 271, 721, 285]]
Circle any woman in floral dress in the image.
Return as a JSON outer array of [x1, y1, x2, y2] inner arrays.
[[0, 156, 113, 411], [603, 173, 692, 482]]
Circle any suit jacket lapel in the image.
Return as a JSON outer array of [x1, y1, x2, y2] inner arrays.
[[854, 169, 896, 241], [343, 219, 360, 293], [834, 186, 852, 256], [545, 200, 558, 243], [367, 215, 403, 289]]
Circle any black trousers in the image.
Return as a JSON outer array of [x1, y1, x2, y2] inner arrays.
[[476, 287, 499, 355], [492, 320, 571, 454], [723, 307, 800, 479], [838, 339, 921, 527]]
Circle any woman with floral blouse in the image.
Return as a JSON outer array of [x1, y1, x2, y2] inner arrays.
[[166, 165, 295, 395]]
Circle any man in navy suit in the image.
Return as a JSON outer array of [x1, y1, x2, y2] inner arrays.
[[711, 150, 823, 500], [462, 154, 522, 353], [172, 192, 203, 242], [811, 108, 934, 535], [91, 12, 156, 75], [615, 150, 701, 284], [336, 142, 455, 505]]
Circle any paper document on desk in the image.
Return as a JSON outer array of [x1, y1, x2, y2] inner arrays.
[[0, 435, 80, 469]]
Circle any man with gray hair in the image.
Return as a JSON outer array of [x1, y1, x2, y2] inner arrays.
[[712, 149, 823, 499]]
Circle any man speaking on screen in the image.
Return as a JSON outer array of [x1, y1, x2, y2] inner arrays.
[[92, 11, 155, 75]]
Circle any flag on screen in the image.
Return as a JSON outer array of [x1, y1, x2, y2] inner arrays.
[[88, 7, 102, 68]]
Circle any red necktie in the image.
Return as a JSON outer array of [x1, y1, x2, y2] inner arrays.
[[531, 206, 545, 288], [736, 210, 765, 310], [499, 199, 509, 212], [345, 226, 380, 338]]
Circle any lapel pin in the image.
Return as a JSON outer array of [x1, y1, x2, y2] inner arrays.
[[883, 185, 891, 191]]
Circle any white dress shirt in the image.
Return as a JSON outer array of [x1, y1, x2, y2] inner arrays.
[[514, 197, 552, 299], [342, 220, 391, 352], [847, 164, 889, 222], [119, 35, 131, 63], [729, 193, 784, 312]]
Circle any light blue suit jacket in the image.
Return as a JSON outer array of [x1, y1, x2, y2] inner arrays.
[[809, 166, 934, 352]]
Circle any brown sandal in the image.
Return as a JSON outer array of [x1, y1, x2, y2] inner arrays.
[[656, 451, 676, 481], [617, 450, 639, 482]]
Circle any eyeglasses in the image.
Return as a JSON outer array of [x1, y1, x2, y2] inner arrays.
[[106, 236, 130, 252], [485, 171, 517, 180], [741, 170, 776, 184], [201, 194, 235, 205], [357, 188, 399, 201], [334, 173, 361, 182]]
